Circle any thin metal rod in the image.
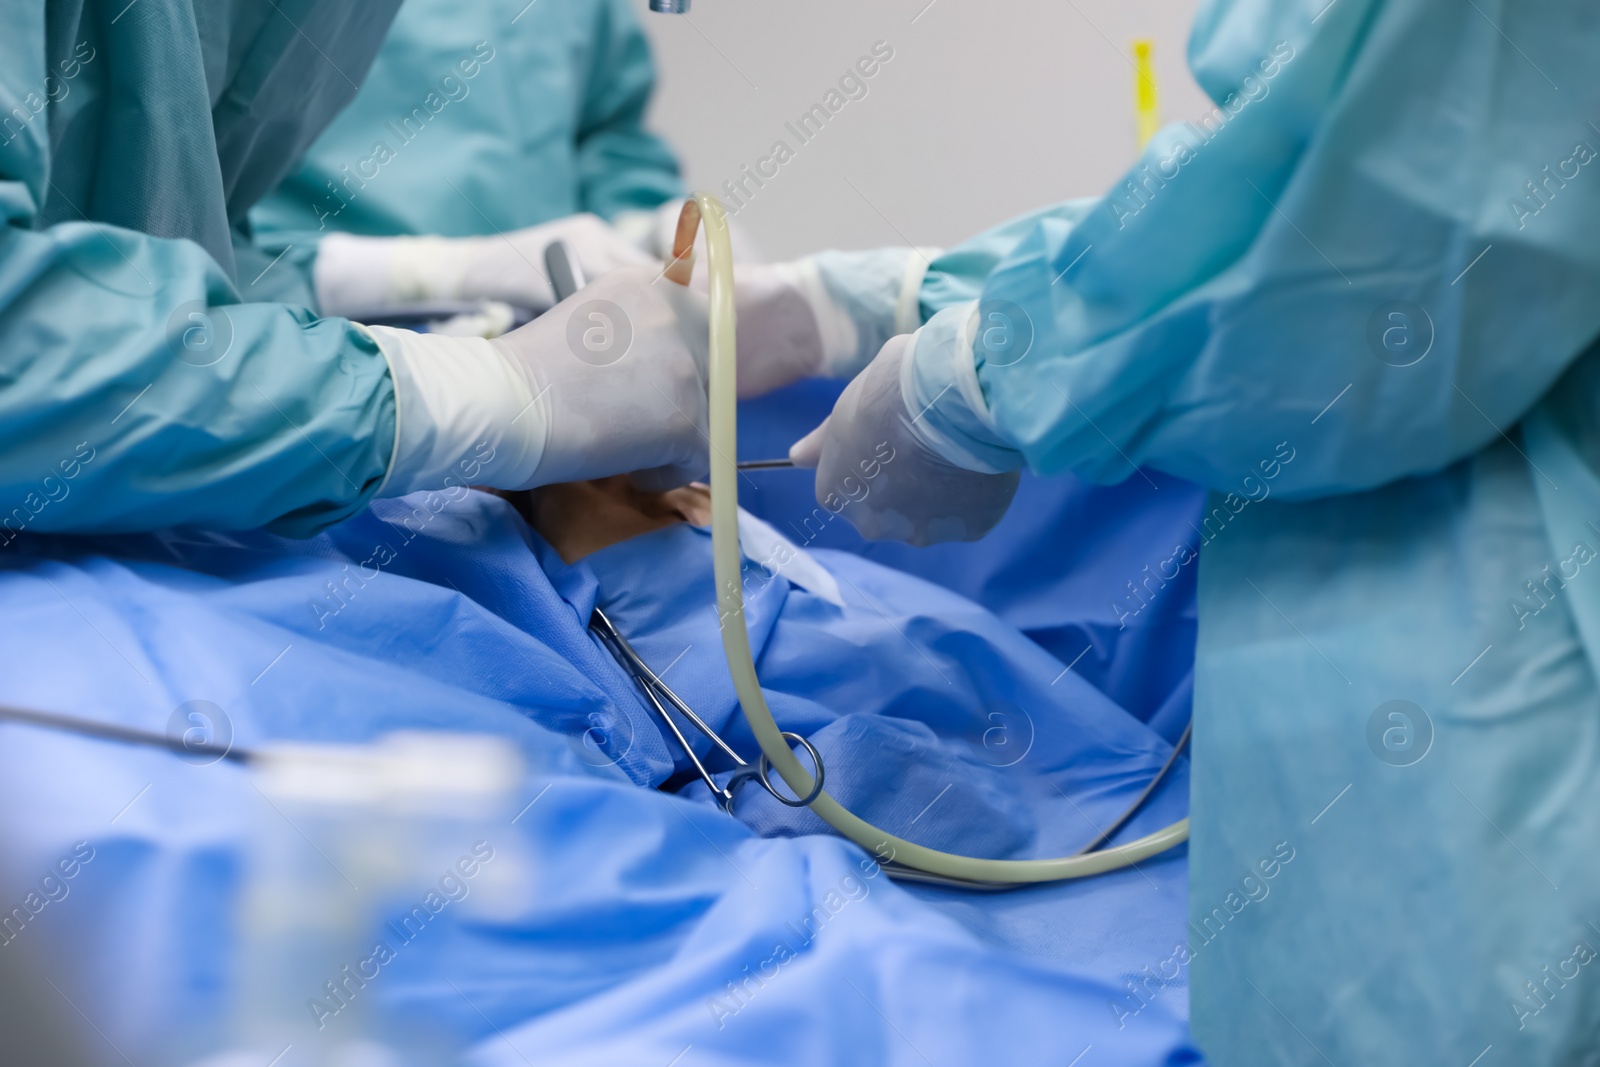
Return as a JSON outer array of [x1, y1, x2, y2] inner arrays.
[[1072, 720, 1192, 856], [735, 458, 797, 470], [0, 704, 251, 764]]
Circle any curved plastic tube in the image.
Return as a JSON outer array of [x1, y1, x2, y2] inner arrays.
[[680, 193, 1189, 884]]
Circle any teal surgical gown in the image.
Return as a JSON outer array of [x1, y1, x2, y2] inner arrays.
[[0, 1, 402, 536], [249, 0, 682, 250], [912, 0, 1600, 1062]]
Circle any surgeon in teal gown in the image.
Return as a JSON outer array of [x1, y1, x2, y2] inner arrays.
[[0, 0, 715, 540], [248, 0, 684, 293], [733, 0, 1600, 1062]]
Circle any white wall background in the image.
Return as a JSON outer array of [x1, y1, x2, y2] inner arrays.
[[635, 0, 1210, 260]]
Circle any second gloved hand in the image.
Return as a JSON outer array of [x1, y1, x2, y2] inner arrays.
[[366, 267, 711, 496], [315, 214, 658, 318], [731, 248, 937, 398], [789, 327, 1022, 546]]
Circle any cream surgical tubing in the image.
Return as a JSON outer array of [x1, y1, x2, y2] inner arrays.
[[674, 193, 1189, 883]]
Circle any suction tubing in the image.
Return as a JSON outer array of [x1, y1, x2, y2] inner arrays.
[[673, 193, 1189, 884]]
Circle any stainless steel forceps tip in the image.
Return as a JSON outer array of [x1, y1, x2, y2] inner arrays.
[[588, 607, 824, 813]]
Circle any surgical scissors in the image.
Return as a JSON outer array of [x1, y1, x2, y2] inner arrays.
[[588, 607, 824, 814]]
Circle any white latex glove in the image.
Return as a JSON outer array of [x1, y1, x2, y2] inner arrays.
[[730, 248, 937, 398], [314, 214, 657, 318], [789, 329, 1021, 546], [731, 261, 829, 398], [365, 267, 711, 496]]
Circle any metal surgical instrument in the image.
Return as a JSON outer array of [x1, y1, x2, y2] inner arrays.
[[588, 607, 824, 814], [544, 239, 586, 302], [0, 703, 251, 764]]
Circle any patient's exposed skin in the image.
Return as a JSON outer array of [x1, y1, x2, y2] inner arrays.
[[502, 477, 713, 564]]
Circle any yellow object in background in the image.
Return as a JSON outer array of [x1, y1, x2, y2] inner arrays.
[[1132, 39, 1161, 149]]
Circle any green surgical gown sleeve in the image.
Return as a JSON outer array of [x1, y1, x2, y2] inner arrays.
[[0, 3, 398, 539], [921, 0, 1600, 500]]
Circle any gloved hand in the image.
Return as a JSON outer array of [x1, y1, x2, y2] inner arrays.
[[730, 248, 938, 398], [364, 267, 710, 496], [314, 214, 657, 318], [790, 318, 1022, 546]]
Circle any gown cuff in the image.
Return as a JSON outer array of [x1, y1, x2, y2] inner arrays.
[[360, 324, 546, 496], [809, 247, 941, 379], [905, 302, 1026, 475]]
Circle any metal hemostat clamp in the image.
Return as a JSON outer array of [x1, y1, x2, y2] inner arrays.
[[588, 607, 824, 813]]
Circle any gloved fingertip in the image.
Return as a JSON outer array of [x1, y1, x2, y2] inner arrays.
[[663, 249, 695, 287], [789, 420, 827, 469]]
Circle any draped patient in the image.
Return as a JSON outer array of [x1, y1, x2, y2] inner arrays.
[[503, 476, 1185, 859]]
